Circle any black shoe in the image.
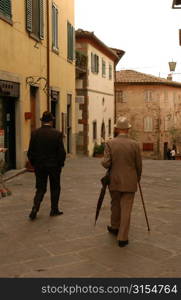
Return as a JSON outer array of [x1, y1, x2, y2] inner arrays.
[[50, 209, 63, 216], [118, 240, 129, 247], [29, 207, 38, 220], [107, 225, 119, 235]]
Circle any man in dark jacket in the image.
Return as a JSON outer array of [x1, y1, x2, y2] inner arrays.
[[28, 111, 66, 220]]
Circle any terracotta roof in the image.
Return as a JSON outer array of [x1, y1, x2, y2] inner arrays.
[[76, 29, 125, 63], [116, 70, 181, 87]]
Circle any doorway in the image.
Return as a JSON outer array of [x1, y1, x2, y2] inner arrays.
[[0, 97, 16, 170], [67, 94, 72, 153], [30, 86, 38, 132], [164, 142, 168, 160]]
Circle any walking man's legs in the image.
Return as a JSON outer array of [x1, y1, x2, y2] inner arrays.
[[49, 167, 63, 216], [29, 167, 48, 220]]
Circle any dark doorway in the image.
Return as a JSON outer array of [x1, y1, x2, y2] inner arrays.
[[164, 142, 168, 160], [51, 100, 57, 128], [30, 86, 38, 132], [67, 94, 72, 153], [0, 97, 16, 170]]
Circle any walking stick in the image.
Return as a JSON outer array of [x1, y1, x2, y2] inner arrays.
[[138, 182, 150, 231]]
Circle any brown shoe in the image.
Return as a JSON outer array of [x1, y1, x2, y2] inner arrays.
[[118, 240, 129, 247], [107, 225, 119, 235]]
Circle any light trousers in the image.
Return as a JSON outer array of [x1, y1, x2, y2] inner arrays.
[[109, 191, 135, 241]]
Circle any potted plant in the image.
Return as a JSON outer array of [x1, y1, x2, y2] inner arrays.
[[93, 143, 105, 157]]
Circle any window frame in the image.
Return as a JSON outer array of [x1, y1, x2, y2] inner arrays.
[[93, 121, 97, 140], [26, 0, 44, 41], [0, 0, 12, 24], [144, 116, 153, 132], [52, 3, 59, 52]]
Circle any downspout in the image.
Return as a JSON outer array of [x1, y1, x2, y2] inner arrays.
[[46, 0, 50, 111], [114, 62, 116, 124]]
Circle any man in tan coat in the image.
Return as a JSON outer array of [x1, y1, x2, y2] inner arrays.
[[101, 116, 142, 247]]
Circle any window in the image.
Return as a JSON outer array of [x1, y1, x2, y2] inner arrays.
[[144, 90, 153, 102], [109, 64, 112, 80], [164, 89, 168, 102], [26, 0, 44, 40], [144, 116, 153, 132], [52, 3, 59, 51], [91, 53, 99, 73], [93, 121, 97, 140], [108, 119, 111, 136], [0, 0, 12, 21], [102, 59, 106, 77], [67, 22, 74, 61], [116, 90, 126, 103], [143, 143, 154, 151], [164, 115, 170, 131]]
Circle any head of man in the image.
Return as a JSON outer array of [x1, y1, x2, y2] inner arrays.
[[114, 116, 131, 136], [40, 111, 54, 126]]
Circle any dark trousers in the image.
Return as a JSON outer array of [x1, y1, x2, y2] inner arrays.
[[33, 166, 62, 211]]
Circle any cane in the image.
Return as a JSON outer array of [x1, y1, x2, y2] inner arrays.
[[138, 182, 150, 231]]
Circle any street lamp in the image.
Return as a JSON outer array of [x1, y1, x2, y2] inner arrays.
[[168, 61, 177, 72]]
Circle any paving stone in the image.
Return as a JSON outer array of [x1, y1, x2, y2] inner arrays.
[[0, 158, 181, 278]]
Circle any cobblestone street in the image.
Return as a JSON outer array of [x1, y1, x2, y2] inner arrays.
[[0, 157, 181, 278]]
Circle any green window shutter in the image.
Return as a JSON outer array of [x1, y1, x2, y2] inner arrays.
[[26, 0, 32, 32], [67, 22, 70, 59], [39, 0, 44, 39], [67, 22, 74, 61], [0, 0, 12, 19], [52, 4, 59, 48], [91, 53, 94, 72]]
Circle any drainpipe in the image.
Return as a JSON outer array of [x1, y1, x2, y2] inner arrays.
[[114, 62, 117, 124], [46, 0, 50, 111]]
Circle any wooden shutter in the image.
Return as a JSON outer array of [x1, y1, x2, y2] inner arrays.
[[67, 22, 71, 59], [0, 0, 12, 18], [39, 0, 44, 39], [91, 53, 94, 72], [26, 0, 32, 32], [67, 22, 74, 61]]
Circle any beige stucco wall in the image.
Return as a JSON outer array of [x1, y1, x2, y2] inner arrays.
[[116, 83, 181, 159], [0, 0, 75, 168], [86, 44, 115, 155]]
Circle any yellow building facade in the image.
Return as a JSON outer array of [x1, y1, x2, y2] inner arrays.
[[0, 0, 75, 170]]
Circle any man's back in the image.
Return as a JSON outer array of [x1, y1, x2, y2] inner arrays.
[[28, 125, 66, 168], [102, 135, 142, 192]]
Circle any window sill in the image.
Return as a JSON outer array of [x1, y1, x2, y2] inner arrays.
[[29, 32, 41, 43], [0, 13, 13, 25], [67, 58, 74, 64], [52, 47, 59, 55]]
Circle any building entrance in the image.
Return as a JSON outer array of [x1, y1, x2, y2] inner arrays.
[[0, 97, 16, 170]]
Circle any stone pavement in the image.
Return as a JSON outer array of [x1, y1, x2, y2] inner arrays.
[[0, 157, 181, 278]]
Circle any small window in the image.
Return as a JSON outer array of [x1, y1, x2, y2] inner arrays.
[[102, 59, 106, 77], [164, 89, 168, 103], [108, 119, 111, 136], [91, 53, 99, 73], [67, 22, 74, 61], [52, 3, 59, 51], [26, 0, 44, 40], [93, 121, 97, 140], [116, 90, 126, 103], [144, 116, 153, 132], [109, 64, 112, 80], [144, 90, 153, 102], [143, 143, 154, 151]]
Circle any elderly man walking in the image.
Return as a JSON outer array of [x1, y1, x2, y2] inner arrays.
[[101, 116, 142, 247], [28, 111, 66, 220]]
